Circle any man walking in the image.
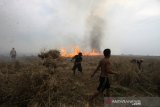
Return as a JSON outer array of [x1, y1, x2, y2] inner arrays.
[[10, 48, 16, 60], [90, 49, 117, 101], [72, 52, 83, 75]]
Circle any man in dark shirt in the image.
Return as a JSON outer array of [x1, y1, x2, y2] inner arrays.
[[72, 52, 83, 75]]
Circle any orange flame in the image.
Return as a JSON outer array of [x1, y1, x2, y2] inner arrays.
[[60, 47, 101, 57]]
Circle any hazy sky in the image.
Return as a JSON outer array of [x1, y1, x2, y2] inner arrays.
[[0, 0, 160, 55]]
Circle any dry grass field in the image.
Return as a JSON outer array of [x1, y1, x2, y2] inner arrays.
[[0, 55, 160, 107]]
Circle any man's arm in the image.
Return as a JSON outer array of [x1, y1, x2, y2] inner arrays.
[[71, 55, 76, 61], [91, 61, 101, 78], [106, 61, 118, 75]]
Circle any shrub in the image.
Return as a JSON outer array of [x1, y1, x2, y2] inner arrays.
[[38, 49, 60, 59]]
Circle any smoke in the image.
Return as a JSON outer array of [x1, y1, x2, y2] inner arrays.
[[86, 0, 107, 51], [0, 0, 159, 55], [88, 14, 105, 51]]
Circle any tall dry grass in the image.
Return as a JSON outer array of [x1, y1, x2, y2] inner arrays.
[[0, 55, 159, 107]]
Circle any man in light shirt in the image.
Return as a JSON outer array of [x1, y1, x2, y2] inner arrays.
[[10, 48, 16, 60]]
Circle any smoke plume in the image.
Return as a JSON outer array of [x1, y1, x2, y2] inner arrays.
[[88, 15, 105, 51], [86, 0, 107, 52]]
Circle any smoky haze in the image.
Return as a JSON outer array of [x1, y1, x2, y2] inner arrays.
[[0, 0, 160, 56]]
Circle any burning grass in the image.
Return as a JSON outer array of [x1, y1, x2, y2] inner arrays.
[[0, 55, 160, 107], [60, 47, 101, 57]]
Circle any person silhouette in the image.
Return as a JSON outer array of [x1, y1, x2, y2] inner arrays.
[[10, 48, 16, 60]]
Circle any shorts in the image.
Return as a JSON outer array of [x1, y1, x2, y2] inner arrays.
[[97, 76, 110, 92]]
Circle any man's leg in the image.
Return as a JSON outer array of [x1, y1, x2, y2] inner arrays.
[[72, 64, 76, 75], [90, 91, 102, 101], [104, 77, 110, 97], [78, 64, 83, 74], [90, 77, 104, 101], [105, 89, 110, 97]]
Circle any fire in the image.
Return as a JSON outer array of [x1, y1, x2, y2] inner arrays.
[[60, 47, 101, 57]]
